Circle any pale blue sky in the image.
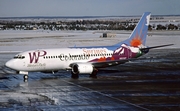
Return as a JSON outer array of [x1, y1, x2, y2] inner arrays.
[[0, 0, 180, 17]]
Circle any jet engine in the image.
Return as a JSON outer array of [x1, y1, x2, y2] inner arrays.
[[72, 63, 93, 74]]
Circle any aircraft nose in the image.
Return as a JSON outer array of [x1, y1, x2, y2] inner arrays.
[[5, 59, 14, 69]]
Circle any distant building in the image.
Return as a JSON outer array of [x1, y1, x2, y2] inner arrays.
[[101, 33, 116, 38], [0, 25, 4, 30]]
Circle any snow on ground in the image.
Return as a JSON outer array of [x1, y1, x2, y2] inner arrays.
[[0, 30, 179, 52]]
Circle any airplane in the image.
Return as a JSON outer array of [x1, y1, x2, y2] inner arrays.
[[5, 12, 173, 81]]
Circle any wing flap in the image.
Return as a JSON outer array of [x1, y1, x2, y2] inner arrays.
[[91, 59, 130, 68]]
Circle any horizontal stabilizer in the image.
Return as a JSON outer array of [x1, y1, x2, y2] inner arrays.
[[141, 44, 174, 50]]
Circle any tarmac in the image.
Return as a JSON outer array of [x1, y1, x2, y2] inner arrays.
[[0, 48, 180, 111], [0, 30, 180, 111]]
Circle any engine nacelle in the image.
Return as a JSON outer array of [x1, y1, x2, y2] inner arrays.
[[72, 64, 93, 74]]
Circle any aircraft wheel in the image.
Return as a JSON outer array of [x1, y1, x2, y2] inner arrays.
[[89, 70, 97, 78], [23, 75, 28, 82], [71, 71, 79, 79]]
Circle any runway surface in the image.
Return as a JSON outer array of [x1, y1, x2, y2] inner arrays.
[[0, 48, 180, 111]]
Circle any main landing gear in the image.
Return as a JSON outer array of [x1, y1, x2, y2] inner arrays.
[[71, 69, 98, 79], [89, 69, 98, 78], [71, 71, 79, 79]]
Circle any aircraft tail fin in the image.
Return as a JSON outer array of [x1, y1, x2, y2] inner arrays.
[[114, 12, 151, 47]]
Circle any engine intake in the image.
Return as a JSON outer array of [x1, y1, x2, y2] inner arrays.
[[72, 64, 93, 74]]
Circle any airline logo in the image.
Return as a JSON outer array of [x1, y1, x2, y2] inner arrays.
[[29, 50, 47, 63]]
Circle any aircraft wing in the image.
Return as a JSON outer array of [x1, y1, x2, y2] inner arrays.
[[90, 58, 134, 68], [69, 59, 131, 69], [90, 56, 159, 68]]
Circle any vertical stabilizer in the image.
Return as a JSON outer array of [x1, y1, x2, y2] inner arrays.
[[115, 12, 151, 47]]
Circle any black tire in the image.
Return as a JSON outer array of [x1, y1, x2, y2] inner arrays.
[[71, 71, 79, 79], [89, 70, 97, 78]]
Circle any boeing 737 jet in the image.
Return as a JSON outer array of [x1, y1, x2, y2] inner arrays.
[[5, 12, 173, 81]]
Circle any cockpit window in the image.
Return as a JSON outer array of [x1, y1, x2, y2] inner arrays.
[[14, 55, 25, 59]]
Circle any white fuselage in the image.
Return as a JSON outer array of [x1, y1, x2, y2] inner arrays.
[[5, 48, 114, 72]]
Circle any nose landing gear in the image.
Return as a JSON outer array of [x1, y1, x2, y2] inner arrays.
[[18, 71, 28, 82], [23, 75, 28, 82]]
